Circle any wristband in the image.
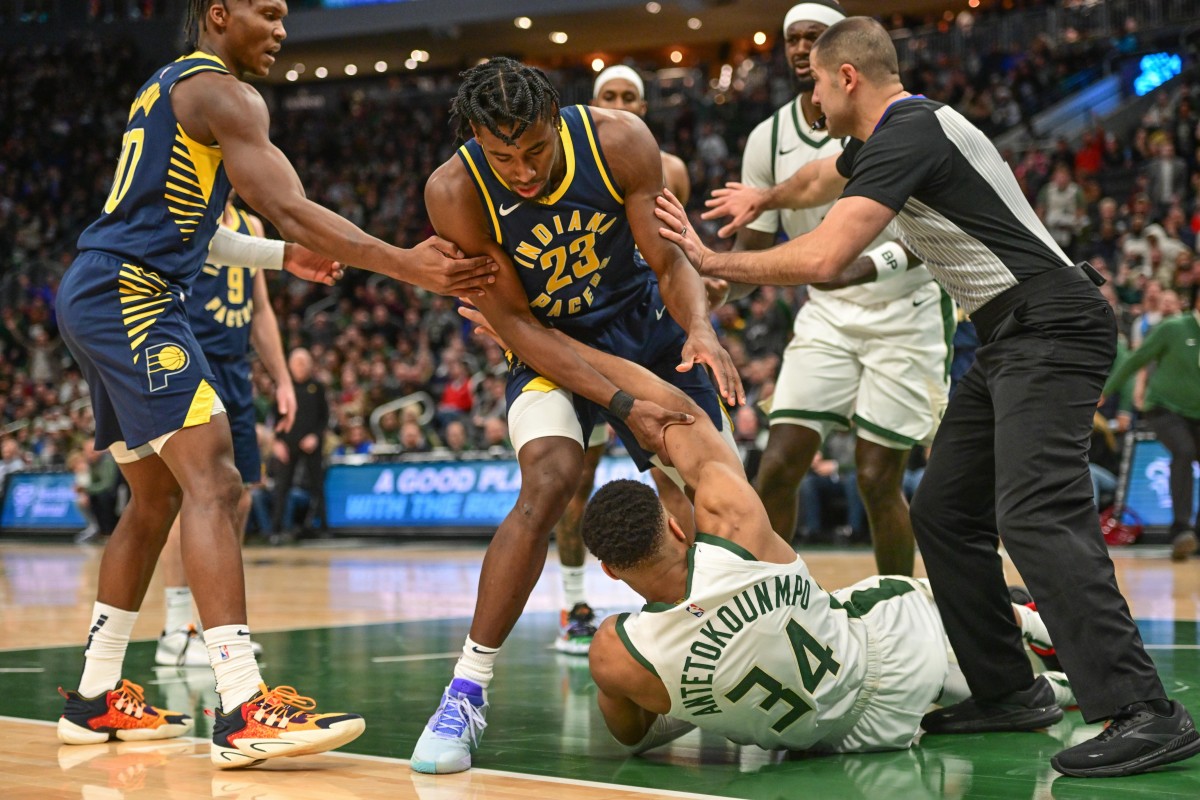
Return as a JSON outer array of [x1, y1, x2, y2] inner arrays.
[[208, 225, 286, 271], [608, 389, 635, 422], [865, 242, 908, 283]]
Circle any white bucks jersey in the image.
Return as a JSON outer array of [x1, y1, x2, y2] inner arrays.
[[740, 97, 933, 310], [616, 536, 869, 750]]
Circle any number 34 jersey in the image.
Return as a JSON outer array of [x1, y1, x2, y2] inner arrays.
[[616, 536, 870, 751], [457, 104, 655, 341], [76, 52, 233, 292]]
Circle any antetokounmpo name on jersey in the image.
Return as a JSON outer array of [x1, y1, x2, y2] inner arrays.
[[512, 210, 617, 319], [678, 572, 813, 717]]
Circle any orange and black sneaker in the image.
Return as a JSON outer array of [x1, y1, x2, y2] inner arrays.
[[57, 679, 193, 744], [209, 684, 365, 769]]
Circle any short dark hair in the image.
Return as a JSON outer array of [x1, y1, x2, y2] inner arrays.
[[581, 479, 665, 571], [812, 16, 900, 85], [451, 57, 561, 145]]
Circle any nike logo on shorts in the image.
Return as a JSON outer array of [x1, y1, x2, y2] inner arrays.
[[499, 203, 521, 216], [655, 307, 667, 320], [913, 295, 933, 306]]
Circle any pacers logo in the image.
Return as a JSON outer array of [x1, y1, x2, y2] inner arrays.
[[145, 342, 190, 391]]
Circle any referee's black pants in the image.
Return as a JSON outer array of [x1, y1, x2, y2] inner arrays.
[[911, 266, 1165, 723]]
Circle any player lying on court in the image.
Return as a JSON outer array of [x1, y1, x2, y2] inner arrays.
[[460, 305, 1074, 755]]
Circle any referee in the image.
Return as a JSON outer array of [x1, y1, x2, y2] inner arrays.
[[661, 16, 1198, 779]]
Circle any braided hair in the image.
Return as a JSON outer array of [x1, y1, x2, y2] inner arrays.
[[184, 0, 220, 51], [451, 57, 561, 145]]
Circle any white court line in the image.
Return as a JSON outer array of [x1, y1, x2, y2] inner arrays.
[[371, 651, 461, 664], [1145, 644, 1200, 649], [331, 749, 736, 800], [1, 716, 733, 800], [0, 667, 45, 673]]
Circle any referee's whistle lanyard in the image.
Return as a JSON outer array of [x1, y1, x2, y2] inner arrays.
[[872, 94, 924, 133]]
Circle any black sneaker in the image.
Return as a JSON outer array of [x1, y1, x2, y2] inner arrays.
[[923, 675, 1063, 734], [1051, 699, 1200, 777], [1171, 529, 1197, 562]]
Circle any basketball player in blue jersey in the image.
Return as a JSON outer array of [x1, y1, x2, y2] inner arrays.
[[54, 0, 496, 768], [154, 198, 291, 668], [542, 65, 699, 659], [411, 57, 742, 774]]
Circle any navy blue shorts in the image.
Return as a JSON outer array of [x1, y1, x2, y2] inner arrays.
[[505, 282, 725, 471], [57, 251, 218, 451], [209, 358, 260, 484]]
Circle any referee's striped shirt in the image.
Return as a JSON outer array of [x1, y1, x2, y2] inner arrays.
[[836, 97, 1072, 314]]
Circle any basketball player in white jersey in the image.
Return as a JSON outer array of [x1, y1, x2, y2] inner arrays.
[[709, 1, 953, 576], [458, 305, 1071, 755]]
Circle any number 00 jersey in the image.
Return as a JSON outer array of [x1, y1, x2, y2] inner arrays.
[[616, 536, 870, 751], [77, 52, 233, 292], [457, 105, 655, 340], [189, 209, 257, 359]]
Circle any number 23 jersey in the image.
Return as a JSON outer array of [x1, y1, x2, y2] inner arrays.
[[616, 536, 868, 751], [457, 105, 654, 341]]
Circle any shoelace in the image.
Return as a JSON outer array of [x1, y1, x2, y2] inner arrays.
[[253, 685, 317, 726], [1096, 705, 1155, 741], [431, 692, 488, 746], [112, 679, 147, 718]]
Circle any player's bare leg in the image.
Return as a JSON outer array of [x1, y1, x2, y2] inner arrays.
[[755, 424, 823, 543], [855, 438, 914, 576], [157, 487, 254, 666]]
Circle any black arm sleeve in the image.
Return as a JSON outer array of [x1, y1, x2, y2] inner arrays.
[[838, 104, 951, 213]]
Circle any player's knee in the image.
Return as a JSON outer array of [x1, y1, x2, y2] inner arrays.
[[855, 462, 904, 505], [756, 447, 804, 493]]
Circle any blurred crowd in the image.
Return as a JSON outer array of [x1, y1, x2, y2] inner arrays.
[[2, 3, 1199, 539]]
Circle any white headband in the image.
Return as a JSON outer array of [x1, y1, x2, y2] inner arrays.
[[593, 65, 645, 100], [783, 3, 846, 35]]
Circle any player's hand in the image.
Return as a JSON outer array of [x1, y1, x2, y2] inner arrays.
[[283, 243, 343, 285], [702, 182, 767, 239], [457, 300, 511, 351], [275, 381, 297, 434], [680, 326, 744, 407], [626, 399, 695, 468], [299, 433, 319, 454], [403, 236, 499, 297], [655, 190, 712, 273], [704, 277, 730, 310]]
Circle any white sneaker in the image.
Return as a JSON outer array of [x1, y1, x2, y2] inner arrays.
[[155, 624, 263, 667], [410, 679, 488, 774], [1042, 671, 1077, 709]]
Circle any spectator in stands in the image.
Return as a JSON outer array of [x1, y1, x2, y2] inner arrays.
[[399, 420, 431, 454], [334, 418, 374, 457], [1144, 139, 1188, 217], [0, 436, 27, 483], [78, 437, 119, 543], [441, 420, 474, 458], [1038, 163, 1087, 259], [271, 349, 329, 538]]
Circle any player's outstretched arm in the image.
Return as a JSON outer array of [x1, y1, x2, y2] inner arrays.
[[174, 73, 497, 296], [596, 109, 744, 408], [462, 306, 793, 562], [660, 191, 896, 289], [702, 154, 848, 238]]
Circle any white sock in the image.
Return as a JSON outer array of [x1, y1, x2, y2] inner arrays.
[[78, 602, 138, 697], [560, 565, 587, 610], [453, 636, 499, 689], [205, 624, 264, 711], [1014, 602, 1053, 652], [163, 586, 193, 633]]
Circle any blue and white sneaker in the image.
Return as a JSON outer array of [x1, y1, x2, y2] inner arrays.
[[410, 678, 488, 774]]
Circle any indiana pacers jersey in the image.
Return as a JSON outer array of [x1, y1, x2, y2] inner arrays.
[[457, 105, 654, 340], [616, 537, 870, 751], [190, 209, 257, 359], [77, 51, 233, 292]]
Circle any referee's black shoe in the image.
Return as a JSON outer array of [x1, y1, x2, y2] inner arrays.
[[1051, 699, 1200, 778], [922, 676, 1062, 734]]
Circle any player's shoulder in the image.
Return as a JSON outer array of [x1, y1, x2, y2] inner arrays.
[[589, 616, 632, 687], [426, 153, 474, 199]]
